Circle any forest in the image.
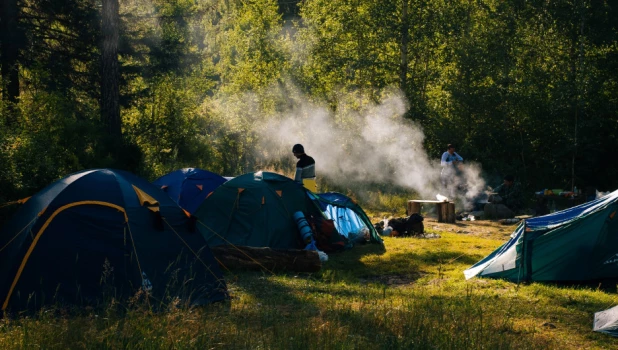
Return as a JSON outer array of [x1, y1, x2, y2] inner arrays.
[[1, 0, 617, 202]]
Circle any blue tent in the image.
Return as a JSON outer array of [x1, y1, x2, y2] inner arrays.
[[153, 168, 227, 214], [313, 192, 382, 244], [0, 169, 227, 311], [465, 190, 618, 282]]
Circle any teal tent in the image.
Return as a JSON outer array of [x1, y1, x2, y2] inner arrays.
[[0, 169, 227, 311], [465, 190, 618, 282], [195, 171, 333, 249]]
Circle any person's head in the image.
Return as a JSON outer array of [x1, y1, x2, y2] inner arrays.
[[292, 144, 305, 158], [447, 144, 455, 154], [504, 175, 514, 186]]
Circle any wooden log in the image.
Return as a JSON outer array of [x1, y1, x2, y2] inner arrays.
[[447, 202, 455, 223], [407, 200, 421, 215], [210, 245, 321, 273], [437, 202, 455, 223], [438, 202, 446, 222]]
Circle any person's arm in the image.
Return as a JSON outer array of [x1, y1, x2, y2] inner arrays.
[[454, 152, 463, 162], [494, 183, 504, 196], [294, 167, 302, 183]]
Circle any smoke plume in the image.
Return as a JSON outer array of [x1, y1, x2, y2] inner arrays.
[[252, 86, 486, 209]]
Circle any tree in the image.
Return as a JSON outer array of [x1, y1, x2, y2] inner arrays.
[[0, 0, 21, 124], [101, 0, 121, 138]]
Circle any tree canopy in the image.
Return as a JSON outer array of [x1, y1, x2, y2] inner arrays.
[[0, 0, 616, 202]]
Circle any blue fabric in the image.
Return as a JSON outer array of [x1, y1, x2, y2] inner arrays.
[[304, 240, 319, 251], [314, 192, 382, 244], [153, 168, 226, 214], [464, 224, 524, 279], [324, 205, 365, 238]]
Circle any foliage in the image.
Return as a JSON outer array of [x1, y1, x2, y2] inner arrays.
[[0, 0, 617, 197]]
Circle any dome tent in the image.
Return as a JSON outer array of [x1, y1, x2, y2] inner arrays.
[[195, 171, 345, 250], [0, 169, 227, 312], [153, 168, 227, 214]]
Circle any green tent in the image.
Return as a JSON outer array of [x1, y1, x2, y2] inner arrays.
[[465, 190, 618, 282], [195, 171, 340, 249]]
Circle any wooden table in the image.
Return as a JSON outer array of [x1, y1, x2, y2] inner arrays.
[[407, 200, 455, 223]]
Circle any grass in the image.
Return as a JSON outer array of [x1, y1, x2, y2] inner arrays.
[[1, 219, 618, 349]]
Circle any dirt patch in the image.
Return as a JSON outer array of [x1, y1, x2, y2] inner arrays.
[[370, 212, 518, 239], [412, 217, 516, 238]]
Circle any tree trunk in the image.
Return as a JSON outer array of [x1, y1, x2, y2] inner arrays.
[[101, 0, 121, 137], [0, 0, 20, 124], [399, 0, 409, 92], [437, 202, 455, 223], [571, 1, 585, 192], [210, 245, 321, 273]]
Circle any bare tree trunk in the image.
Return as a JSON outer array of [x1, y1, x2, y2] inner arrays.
[[399, 0, 409, 92], [1, 0, 20, 124], [101, 0, 121, 138]]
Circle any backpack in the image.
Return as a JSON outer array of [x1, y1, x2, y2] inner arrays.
[[306, 214, 346, 253]]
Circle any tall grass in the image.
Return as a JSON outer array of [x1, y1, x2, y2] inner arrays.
[[1, 233, 617, 349]]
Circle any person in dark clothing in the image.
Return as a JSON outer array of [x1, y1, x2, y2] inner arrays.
[[292, 144, 316, 192], [492, 175, 523, 212]]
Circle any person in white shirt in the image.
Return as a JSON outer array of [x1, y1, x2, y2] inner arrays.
[[440, 144, 464, 195]]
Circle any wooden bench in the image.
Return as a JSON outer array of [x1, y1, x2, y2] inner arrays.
[[407, 200, 455, 223]]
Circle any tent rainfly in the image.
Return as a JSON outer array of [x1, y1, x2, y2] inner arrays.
[[0, 169, 228, 312], [153, 168, 227, 214], [465, 190, 618, 282]]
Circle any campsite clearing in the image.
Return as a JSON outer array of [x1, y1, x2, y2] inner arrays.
[[0, 217, 616, 349]]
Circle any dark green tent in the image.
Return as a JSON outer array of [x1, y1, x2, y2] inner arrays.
[[465, 190, 618, 282], [195, 171, 344, 250]]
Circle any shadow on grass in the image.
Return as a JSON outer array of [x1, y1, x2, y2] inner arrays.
[[396, 249, 483, 266], [219, 271, 424, 349], [214, 272, 563, 349], [529, 279, 618, 294], [324, 247, 483, 281]]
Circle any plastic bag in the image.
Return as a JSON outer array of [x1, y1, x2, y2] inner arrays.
[[318, 251, 328, 262], [382, 226, 393, 236], [304, 241, 318, 251]]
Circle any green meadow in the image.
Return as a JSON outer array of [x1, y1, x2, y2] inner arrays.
[[1, 217, 616, 349]]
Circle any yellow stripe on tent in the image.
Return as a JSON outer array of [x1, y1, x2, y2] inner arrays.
[[132, 185, 159, 206], [2, 201, 128, 311]]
